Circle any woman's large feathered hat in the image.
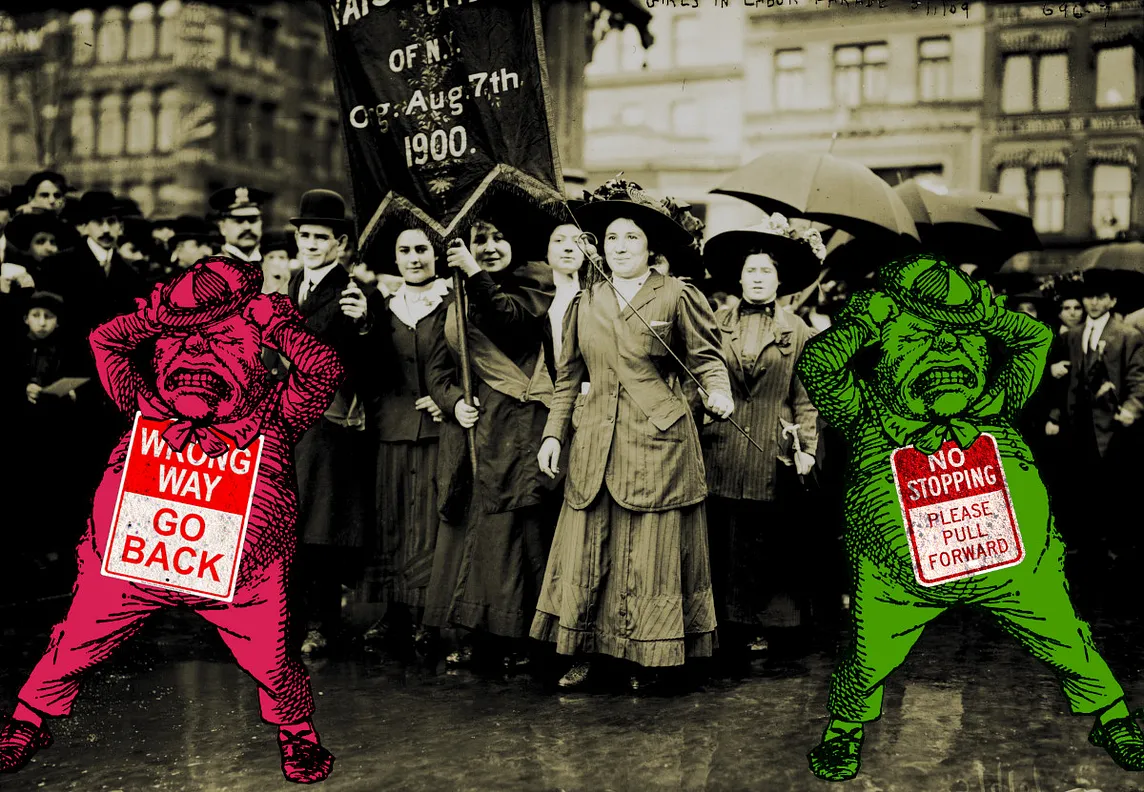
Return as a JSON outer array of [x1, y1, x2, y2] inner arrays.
[[573, 177, 705, 279], [703, 212, 825, 296]]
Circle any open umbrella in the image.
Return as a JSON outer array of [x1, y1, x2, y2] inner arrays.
[[1076, 241, 1144, 313], [890, 181, 1040, 271], [822, 228, 917, 278], [1076, 241, 1144, 274], [711, 152, 919, 242]]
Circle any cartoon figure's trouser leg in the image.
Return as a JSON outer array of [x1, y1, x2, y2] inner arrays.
[[19, 545, 315, 725], [828, 547, 1124, 723]]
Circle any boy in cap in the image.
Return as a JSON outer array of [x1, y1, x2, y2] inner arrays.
[[3, 291, 88, 594], [210, 186, 271, 264], [797, 254, 1144, 781], [0, 258, 343, 784]]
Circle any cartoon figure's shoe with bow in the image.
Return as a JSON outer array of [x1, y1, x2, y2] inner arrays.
[[0, 718, 53, 773], [279, 731, 335, 784]]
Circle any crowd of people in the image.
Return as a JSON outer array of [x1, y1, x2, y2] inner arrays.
[[2, 167, 1140, 697]]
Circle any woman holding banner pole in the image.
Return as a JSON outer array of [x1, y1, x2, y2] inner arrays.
[[423, 197, 560, 671], [533, 179, 733, 691]]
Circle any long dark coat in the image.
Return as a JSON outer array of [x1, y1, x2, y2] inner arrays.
[[288, 264, 371, 548], [701, 303, 818, 502], [426, 261, 558, 521]]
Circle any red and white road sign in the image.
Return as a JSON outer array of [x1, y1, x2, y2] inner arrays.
[[890, 434, 1023, 587], [102, 412, 264, 602]]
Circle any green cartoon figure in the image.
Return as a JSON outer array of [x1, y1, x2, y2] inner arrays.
[[796, 254, 1144, 782]]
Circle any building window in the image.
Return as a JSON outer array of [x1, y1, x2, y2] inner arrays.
[[1001, 54, 1033, 113], [1001, 52, 1069, 114], [229, 22, 253, 68], [1036, 52, 1068, 111], [157, 0, 180, 56], [774, 49, 805, 110], [1092, 164, 1133, 239], [299, 113, 317, 171], [833, 43, 889, 107], [258, 102, 276, 166], [329, 121, 343, 176], [998, 167, 1029, 211], [70, 10, 96, 65], [97, 8, 127, 63], [1095, 46, 1135, 108], [917, 37, 952, 102], [97, 93, 125, 156], [156, 87, 180, 151], [233, 95, 252, 158], [316, 121, 332, 175], [671, 101, 701, 137], [1032, 168, 1065, 233], [619, 25, 644, 72], [619, 104, 645, 128], [873, 164, 945, 189], [128, 182, 155, 217], [70, 96, 95, 158], [259, 17, 279, 58], [672, 14, 701, 67], [127, 3, 156, 61], [126, 90, 155, 154]]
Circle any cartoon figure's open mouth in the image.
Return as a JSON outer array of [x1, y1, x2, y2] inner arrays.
[[912, 365, 976, 397], [166, 368, 232, 400]]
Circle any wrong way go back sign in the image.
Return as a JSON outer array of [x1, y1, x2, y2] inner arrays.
[[102, 413, 264, 602]]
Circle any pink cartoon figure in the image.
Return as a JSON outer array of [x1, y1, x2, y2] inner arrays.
[[0, 257, 344, 784]]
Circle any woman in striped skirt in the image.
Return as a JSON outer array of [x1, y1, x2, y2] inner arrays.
[[699, 214, 823, 671], [533, 178, 734, 690]]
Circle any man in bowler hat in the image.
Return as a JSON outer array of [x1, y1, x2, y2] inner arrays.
[[209, 186, 271, 264], [285, 189, 373, 655], [53, 191, 146, 336], [0, 257, 343, 783]]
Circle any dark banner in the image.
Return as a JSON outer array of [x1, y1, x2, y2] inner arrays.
[[324, 0, 566, 255]]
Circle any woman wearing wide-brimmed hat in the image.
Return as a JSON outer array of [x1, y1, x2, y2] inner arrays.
[[422, 192, 562, 671], [699, 213, 824, 671], [533, 178, 734, 690]]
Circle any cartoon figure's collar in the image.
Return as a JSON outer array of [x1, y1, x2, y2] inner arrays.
[[137, 390, 268, 456], [862, 382, 1005, 454]]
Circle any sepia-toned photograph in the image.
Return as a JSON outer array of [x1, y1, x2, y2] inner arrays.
[[0, 1, 1142, 789]]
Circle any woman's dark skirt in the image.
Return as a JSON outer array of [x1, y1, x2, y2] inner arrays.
[[373, 439, 441, 614]]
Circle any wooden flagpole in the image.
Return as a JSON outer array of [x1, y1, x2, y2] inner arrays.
[[450, 247, 480, 481]]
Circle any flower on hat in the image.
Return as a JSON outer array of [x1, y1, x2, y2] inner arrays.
[[584, 175, 707, 254], [754, 212, 827, 264]]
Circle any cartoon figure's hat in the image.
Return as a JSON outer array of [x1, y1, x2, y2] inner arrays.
[[154, 256, 262, 329], [878, 255, 986, 326]]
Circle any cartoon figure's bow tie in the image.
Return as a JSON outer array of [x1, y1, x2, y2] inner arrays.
[[903, 418, 981, 456], [163, 420, 232, 457]]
